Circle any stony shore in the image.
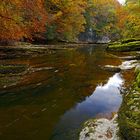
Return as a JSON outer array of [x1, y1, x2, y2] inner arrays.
[[0, 45, 73, 59], [79, 115, 119, 140], [79, 39, 140, 140], [118, 65, 140, 140], [0, 43, 102, 59], [79, 66, 140, 140]]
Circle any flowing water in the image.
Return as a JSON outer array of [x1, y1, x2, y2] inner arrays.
[[0, 45, 135, 140]]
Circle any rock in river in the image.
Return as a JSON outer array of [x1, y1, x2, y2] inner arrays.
[[0, 64, 27, 75], [102, 65, 121, 73], [79, 115, 119, 140]]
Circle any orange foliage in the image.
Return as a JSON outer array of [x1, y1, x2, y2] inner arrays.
[[0, 0, 47, 43]]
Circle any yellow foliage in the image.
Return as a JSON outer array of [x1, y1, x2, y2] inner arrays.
[[46, 0, 87, 41]]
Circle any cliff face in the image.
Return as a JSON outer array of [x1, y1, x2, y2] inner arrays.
[[79, 28, 111, 43]]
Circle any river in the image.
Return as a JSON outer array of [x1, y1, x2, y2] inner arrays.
[[0, 44, 135, 140]]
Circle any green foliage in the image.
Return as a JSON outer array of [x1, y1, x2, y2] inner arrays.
[[117, 0, 140, 39], [45, 24, 57, 40], [83, 0, 120, 40]]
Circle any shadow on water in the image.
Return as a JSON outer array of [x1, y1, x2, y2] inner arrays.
[[0, 44, 134, 140]]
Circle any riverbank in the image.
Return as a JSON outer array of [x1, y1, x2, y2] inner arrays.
[[0, 43, 107, 59], [0, 45, 72, 59], [79, 39, 140, 140], [79, 114, 119, 140], [118, 66, 140, 140], [108, 38, 140, 139], [79, 64, 140, 140], [107, 38, 140, 52]]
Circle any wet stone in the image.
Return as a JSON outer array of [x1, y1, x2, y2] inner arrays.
[[102, 65, 121, 73], [79, 115, 120, 140], [0, 64, 27, 74]]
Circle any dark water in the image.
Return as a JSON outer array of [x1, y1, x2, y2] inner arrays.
[[0, 45, 134, 140]]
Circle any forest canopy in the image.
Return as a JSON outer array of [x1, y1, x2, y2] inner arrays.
[[0, 0, 140, 44]]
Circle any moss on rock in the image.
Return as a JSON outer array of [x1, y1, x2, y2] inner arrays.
[[118, 66, 140, 140], [121, 38, 140, 44], [107, 38, 140, 52]]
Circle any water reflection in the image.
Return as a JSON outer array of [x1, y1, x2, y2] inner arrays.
[[52, 73, 124, 140], [0, 45, 131, 140]]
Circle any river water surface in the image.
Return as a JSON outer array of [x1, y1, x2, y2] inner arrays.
[[0, 45, 135, 140]]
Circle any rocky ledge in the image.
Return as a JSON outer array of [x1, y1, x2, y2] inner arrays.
[[107, 38, 140, 52], [79, 64, 140, 140], [0, 64, 27, 74], [118, 65, 140, 140], [79, 115, 119, 140], [0, 64, 28, 89], [0, 64, 54, 89]]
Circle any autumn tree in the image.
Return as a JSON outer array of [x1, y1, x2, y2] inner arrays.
[[45, 0, 87, 41], [116, 0, 140, 38], [0, 0, 47, 45], [126, 0, 140, 35], [0, 0, 24, 44], [88, 0, 120, 39]]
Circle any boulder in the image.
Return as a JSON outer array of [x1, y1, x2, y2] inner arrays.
[[119, 55, 140, 61], [79, 115, 119, 140]]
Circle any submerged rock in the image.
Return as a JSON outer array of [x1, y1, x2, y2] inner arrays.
[[119, 55, 140, 61], [29, 66, 54, 73], [0, 64, 27, 74], [0, 64, 56, 89], [103, 59, 138, 72], [0, 64, 28, 89], [102, 65, 121, 72], [0, 76, 21, 89], [119, 60, 138, 70], [79, 115, 119, 140]]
